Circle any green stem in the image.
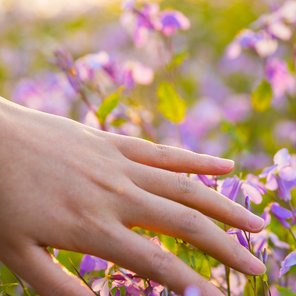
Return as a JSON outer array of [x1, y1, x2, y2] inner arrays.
[[253, 276, 257, 296], [288, 228, 296, 243]]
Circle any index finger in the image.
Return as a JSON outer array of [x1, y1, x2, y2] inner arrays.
[[106, 133, 234, 175]]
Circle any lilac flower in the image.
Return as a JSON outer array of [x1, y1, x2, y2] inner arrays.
[[75, 51, 117, 85], [245, 195, 250, 210], [219, 174, 265, 204], [265, 58, 295, 99], [13, 72, 75, 116], [280, 250, 296, 277], [227, 29, 278, 59], [270, 202, 292, 228], [92, 277, 110, 296], [121, 3, 159, 46], [251, 229, 289, 257], [158, 10, 190, 37], [260, 148, 296, 201], [267, 21, 292, 41], [277, 0, 296, 24], [54, 49, 83, 93], [196, 175, 217, 189], [80, 255, 108, 276], [121, 61, 154, 89], [220, 176, 241, 201], [236, 229, 249, 249], [241, 174, 266, 204]]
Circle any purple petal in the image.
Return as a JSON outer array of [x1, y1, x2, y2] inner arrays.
[[236, 230, 249, 249], [80, 255, 108, 276], [274, 148, 291, 168], [221, 176, 241, 201], [279, 166, 296, 181], [241, 182, 263, 204], [280, 250, 296, 277], [260, 164, 277, 178], [270, 203, 292, 220], [277, 177, 292, 201], [269, 233, 290, 249], [197, 175, 217, 188]]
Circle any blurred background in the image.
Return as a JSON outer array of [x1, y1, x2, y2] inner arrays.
[[1, 0, 295, 295]]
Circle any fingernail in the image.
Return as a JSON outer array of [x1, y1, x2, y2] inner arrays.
[[250, 257, 266, 275], [219, 158, 235, 169], [248, 214, 265, 231]]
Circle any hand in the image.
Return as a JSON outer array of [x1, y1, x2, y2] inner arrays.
[[0, 98, 265, 296]]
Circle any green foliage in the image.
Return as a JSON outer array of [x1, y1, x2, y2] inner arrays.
[[277, 286, 296, 296], [251, 80, 273, 112], [175, 243, 211, 279], [167, 51, 188, 71], [96, 87, 123, 125], [157, 82, 186, 124]]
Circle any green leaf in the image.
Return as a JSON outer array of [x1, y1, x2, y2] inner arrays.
[[251, 80, 273, 112], [277, 286, 296, 296], [96, 88, 123, 124], [175, 242, 211, 279], [157, 82, 186, 124], [167, 51, 188, 70]]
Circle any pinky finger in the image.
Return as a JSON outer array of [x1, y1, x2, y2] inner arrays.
[[2, 245, 94, 296], [84, 226, 224, 296]]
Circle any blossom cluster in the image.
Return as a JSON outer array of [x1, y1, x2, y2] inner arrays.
[[1, 0, 296, 295]]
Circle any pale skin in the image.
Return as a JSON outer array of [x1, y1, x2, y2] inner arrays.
[[0, 97, 266, 296]]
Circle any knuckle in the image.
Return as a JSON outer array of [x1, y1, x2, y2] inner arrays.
[[177, 174, 194, 194], [149, 250, 173, 281], [179, 209, 201, 235], [154, 144, 170, 164]]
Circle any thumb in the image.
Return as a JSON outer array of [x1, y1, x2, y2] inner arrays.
[[3, 245, 94, 296]]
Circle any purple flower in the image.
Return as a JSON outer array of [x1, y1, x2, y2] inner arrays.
[[13, 72, 75, 116], [280, 250, 296, 277], [75, 51, 117, 85], [92, 277, 110, 296], [241, 174, 266, 204], [270, 202, 292, 228], [80, 255, 108, 276], [54, 49, 82, 93], [236, 229, 249, 249], [245, 196, 250, 210], [227, 29, 277, 59], [265, 58, 295, 99], [197, 175, 217, 189], [158, 10, 190, 36], [121, 61, 154, 89], [121, 3, 159, 46], [260, 148, 296, 201], [220, 176, 241, 201]]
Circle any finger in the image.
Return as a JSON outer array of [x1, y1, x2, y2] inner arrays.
[[76, 224, 223, 296], [129, 163, 265, 233], [3, 245, 94, 296], [128, 187, 266, 276], [106, 133, 234, 175]]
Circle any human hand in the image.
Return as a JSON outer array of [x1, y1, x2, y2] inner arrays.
[[0, 98, 265, 295]]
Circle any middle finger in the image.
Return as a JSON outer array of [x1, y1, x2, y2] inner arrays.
[[129, 163, 265, 233], [127, 186, 266, 276]]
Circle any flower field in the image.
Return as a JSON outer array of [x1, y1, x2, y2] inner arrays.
[[0, 0, 296, 295]]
